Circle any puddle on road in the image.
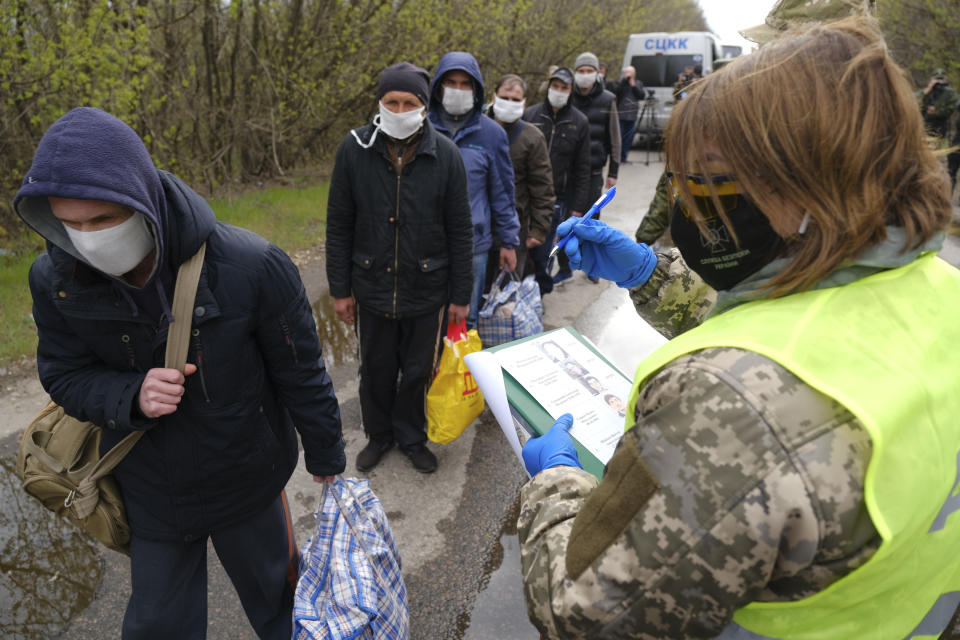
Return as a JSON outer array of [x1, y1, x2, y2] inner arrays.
[[0, 457, 101, 639], [461, 496, 539, 640], [312, 296, 358, 366]]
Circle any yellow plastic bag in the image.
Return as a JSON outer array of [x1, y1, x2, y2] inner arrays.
[[427, 322, 484, 444]]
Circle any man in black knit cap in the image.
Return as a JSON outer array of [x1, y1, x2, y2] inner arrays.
[[326, 62, 473, 474]]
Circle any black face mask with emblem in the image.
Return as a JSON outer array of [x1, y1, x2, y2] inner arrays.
[[670, 196, 785, 291]]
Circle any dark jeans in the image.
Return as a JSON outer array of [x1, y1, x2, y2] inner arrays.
[[620, 118, 637, 162], [123, 492, 298, 640], [357, 304, 445, 447], [531, 201, 566, 295]]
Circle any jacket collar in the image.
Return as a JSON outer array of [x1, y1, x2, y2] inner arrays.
[[711, 226, 947, 317]]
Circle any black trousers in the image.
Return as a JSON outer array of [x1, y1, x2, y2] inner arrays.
[[122, 492, 298, 640], [531, 201, 565, 294], [357, 305, 445, 447]]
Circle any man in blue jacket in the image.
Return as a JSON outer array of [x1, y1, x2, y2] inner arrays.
[[428, 51, 521, 328], [15, 107, 346, 640]]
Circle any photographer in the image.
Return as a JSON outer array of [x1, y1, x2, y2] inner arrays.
[[613, 66, 645, 164], [672, 64, 702, 100], [921, 68, 957, 139]]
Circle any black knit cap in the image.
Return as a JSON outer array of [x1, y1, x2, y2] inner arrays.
[[378, 62, 430, 106]]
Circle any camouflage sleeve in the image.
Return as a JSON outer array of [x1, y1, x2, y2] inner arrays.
[[518, 348, 878, 640], [634, 173, 672, 245], [628, 247, 716, 339]]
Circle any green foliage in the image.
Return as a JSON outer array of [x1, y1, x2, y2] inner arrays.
[[0, 252, 38, 365], [879, 0, 960, 87], [0, 0, 708, 245]]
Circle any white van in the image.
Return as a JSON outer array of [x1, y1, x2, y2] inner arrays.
[[620, 32, 728, 146]]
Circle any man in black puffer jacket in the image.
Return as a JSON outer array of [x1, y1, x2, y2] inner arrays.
[[571, 52, 621, 204], [16, 107, 346, 640], [326, 62, 473, 474], [523, 66, 592, 293]]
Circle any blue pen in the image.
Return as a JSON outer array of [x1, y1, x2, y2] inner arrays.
[[549, 186, 617, 258]]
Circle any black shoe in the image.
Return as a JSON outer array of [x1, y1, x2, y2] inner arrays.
[[356, 438, 393, 472], [403, 443, 438, 474]]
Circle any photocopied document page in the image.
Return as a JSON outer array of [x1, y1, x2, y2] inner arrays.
[[495, 330, 632, 465]]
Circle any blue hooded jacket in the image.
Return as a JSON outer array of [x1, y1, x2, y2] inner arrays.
[[428, 52, 520, 253], [15, 108, 345, 541]]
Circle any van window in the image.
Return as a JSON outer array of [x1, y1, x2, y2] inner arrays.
[[632, 54, 704, 88], [665, 55, 703, 83], [632, 55, 667, 88]]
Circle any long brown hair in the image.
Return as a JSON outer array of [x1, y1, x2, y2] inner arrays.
[[666, 17, 952, 296]]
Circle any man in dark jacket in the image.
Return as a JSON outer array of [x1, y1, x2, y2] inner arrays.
[[523, 66, 592, 293], [428, 51, 521, 328], [485, 73, 556, 283], [572, 51, 621, 200], [15, 107, 345, 640], [613, 65, 645, 164], [327, 62, 473, 474]]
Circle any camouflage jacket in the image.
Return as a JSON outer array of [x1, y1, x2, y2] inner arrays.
[[634, 172, 673, 247], [518, 229, 944, 639]]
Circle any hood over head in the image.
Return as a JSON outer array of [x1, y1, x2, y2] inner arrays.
[[14, 107, 169, 286], [429, 52, 485, 114]]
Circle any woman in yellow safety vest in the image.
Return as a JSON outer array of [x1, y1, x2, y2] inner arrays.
[[518, 17, 960, 640]]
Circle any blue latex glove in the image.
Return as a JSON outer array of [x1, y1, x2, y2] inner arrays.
[[522, 413, 583, 476], [556, 217, 657, 288]]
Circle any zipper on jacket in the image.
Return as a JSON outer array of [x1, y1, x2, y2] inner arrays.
[[393, 173, 401, 317], [121, 334, 136, 370], [191, 329, 211, 403], [279, 315, 299, 364]]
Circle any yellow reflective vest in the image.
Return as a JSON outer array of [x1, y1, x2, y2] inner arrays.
[[626, 253, 960, 639]]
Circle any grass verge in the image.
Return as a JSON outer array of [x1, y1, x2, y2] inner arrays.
[[0, 180, 329, 366]]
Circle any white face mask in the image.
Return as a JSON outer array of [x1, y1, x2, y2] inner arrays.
[[378, 102, 425, 140], [548, 88, 570, 109], [575, 71, 598, 90], [63, 211, 154, 277], [442, 87, 475, 116], [493, 96, 525, 123]]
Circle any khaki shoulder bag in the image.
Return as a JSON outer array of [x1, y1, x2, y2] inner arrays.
[[15, 243, 206, 554]]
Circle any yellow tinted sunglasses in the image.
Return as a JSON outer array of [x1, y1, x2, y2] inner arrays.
[[666, 172, 739, 219]]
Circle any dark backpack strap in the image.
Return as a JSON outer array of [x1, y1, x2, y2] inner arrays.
[[507, 119, 526, 145]]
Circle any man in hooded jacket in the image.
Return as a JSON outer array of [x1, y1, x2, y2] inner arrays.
[[428, 51, 521, 328], [15, 107, 345, 640]]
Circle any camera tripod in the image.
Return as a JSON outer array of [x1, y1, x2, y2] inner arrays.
[[636, 94, 663, 166]]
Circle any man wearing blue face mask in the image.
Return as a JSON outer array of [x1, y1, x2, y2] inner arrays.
[[327, 61, 473, 474], [428, 51, 521, 328], [16, 107, 346, 639]]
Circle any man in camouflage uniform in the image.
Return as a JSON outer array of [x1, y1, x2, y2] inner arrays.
[[920, 69, 958, 140]]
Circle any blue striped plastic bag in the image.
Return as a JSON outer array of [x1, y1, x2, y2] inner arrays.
[[293, 476, 408, 639]]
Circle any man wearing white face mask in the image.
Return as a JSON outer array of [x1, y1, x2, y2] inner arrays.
[[523, 67, 591, 294], [484, 74, 555, 284], [428, 51, 521, 329], [572, 52, 621, 216], [327, 61, 473, 474], [16, 107, 346, 639]]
